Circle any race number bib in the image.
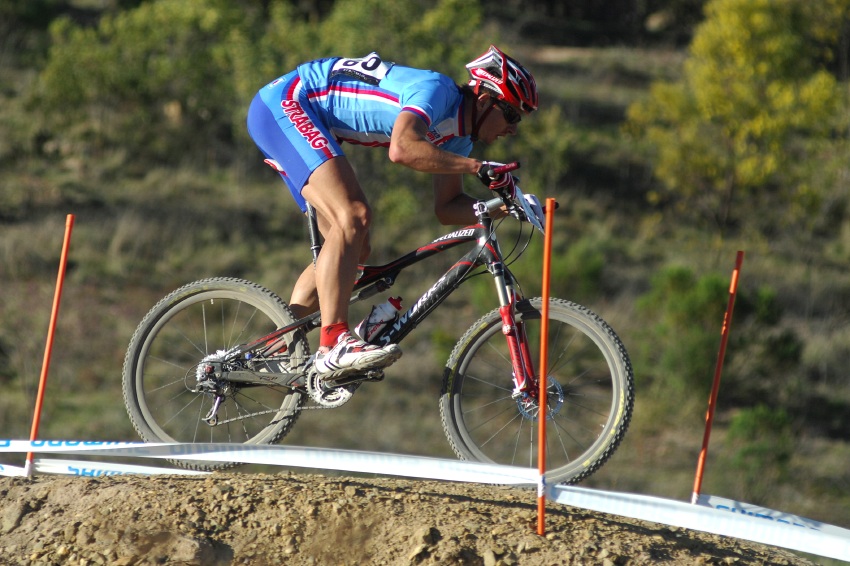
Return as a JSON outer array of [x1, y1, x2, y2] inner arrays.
[[331, 53, 392, 85]]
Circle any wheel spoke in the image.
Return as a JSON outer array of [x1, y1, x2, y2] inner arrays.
[[123, 279, 309, 470], [462, 371, 514, 393], [441, 298, 633, 484]]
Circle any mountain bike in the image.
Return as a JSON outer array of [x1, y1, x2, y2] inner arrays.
[[122, 164, 634, 484]]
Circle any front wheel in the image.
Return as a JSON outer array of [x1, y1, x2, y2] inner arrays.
[[122, 278, 310, 470], [440, 298, 634, 484]]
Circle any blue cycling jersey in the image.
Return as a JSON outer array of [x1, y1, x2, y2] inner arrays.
[[292, 54, 472, 155], [247, 53, 473, 211]]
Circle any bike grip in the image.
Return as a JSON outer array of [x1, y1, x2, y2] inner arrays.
[[492, 162, 520, 175]]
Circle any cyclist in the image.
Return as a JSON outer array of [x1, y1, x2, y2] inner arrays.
[[247, 45, 538, 382]]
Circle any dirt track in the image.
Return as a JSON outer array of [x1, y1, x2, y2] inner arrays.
[[0, 472, 816, 565]]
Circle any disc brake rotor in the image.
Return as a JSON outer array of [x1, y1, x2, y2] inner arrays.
[[516, 378, 565, 421]]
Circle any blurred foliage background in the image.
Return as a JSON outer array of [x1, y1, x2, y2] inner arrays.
[[2, 0, 850, 544]]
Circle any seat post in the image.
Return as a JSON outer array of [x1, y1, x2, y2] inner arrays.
[[306, 203, 322, 265]]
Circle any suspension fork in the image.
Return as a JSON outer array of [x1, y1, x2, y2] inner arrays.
[[491, 263, 538, 396]]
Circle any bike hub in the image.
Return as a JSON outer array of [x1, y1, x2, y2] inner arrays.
[[515, 377, 565, 421]]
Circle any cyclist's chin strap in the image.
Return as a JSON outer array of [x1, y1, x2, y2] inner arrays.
[[470, 88, 497, 142]]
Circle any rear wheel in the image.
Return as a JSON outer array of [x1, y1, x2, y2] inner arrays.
[[440, 298, 634, 484], [122, 278, 309, 470]]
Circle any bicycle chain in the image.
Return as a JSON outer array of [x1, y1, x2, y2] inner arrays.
[[208, 402, 333, 426], [209, 362, 379, 426]]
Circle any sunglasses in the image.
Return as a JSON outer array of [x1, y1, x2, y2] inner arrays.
[[494, 99, 522, 125]]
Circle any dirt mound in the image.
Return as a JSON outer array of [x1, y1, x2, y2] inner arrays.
[[0, 473, 814, 565]]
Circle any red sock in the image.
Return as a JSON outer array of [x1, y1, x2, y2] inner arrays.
[[320, 322, 349, 349]]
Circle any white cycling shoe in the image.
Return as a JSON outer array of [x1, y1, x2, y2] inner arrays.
[[314, 332, 402, 382]]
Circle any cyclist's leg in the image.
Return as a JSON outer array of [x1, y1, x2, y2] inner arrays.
[[300, 160, 401, 376], [247, 75, 343, 321], [248, 77, 399, 375], [299, 156, 370, 331], [288, 216, 371, 320], [288, 266, 319, 320]]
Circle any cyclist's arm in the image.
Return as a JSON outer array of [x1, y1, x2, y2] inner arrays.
[[391, 111, 507, 225], [389, 112, 479, 175], [432, 173, 478, 225], [433, 174, 510, 225]]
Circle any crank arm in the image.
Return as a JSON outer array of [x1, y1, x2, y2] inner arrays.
[[316, 369, 385, 389]]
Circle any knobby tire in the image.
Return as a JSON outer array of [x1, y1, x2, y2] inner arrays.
[[121, 278, 309, 471], [440, 298, 634, 484]]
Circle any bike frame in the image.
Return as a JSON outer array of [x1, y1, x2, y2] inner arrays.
[[234, 198, 539, 395]]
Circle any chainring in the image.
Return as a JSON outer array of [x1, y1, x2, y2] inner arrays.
[[306, 371, 361, 408]]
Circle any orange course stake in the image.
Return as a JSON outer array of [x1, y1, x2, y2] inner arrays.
[[537, 198, 556, 535], [691, 250, 744, 504], [25, 214, 75, 477]]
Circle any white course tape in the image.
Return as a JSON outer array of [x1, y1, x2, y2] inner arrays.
[[0, 454, 206, 478], [3, 440, 848, 562], [0, 463, 27, 477], [33, 458, 209, 477], [0, 440, 538, 485], [697, 494, 850, 541], [549, 485, 850, 562]]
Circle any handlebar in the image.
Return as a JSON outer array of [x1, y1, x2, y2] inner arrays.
[[492, 162, 520, 175], [474, 161, 550, 234], [480, 166, 551, 234], [478, 161, 520, 183]]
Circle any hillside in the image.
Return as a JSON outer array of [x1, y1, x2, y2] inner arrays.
[[2, 0, 850, 552], [0, 473, 815, 565]]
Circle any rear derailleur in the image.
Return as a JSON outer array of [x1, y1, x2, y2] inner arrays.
[[190, 351, 235, 426]]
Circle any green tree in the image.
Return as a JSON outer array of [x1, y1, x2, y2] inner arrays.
[[33, 0, 491, 176], [636, 266, 728, 396], [626, 0, 850, 230], [721, 404, 795, 503], [317, 0, 487, 76], [228, 0, 490, 145], [35, 0, 251, 170]]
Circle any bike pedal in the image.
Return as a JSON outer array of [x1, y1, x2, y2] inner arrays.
[[320, 369, 384, 388], [362, 369, 385, 382]]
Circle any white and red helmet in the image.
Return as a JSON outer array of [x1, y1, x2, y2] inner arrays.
[[466, 45, 538, 113]]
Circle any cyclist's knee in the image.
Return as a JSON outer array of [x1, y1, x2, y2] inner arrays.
[[345, 200, 372, 238], [323, 203, 371, 252]]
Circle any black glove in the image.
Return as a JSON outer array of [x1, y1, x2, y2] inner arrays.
[[476, 161, 505, 186]]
